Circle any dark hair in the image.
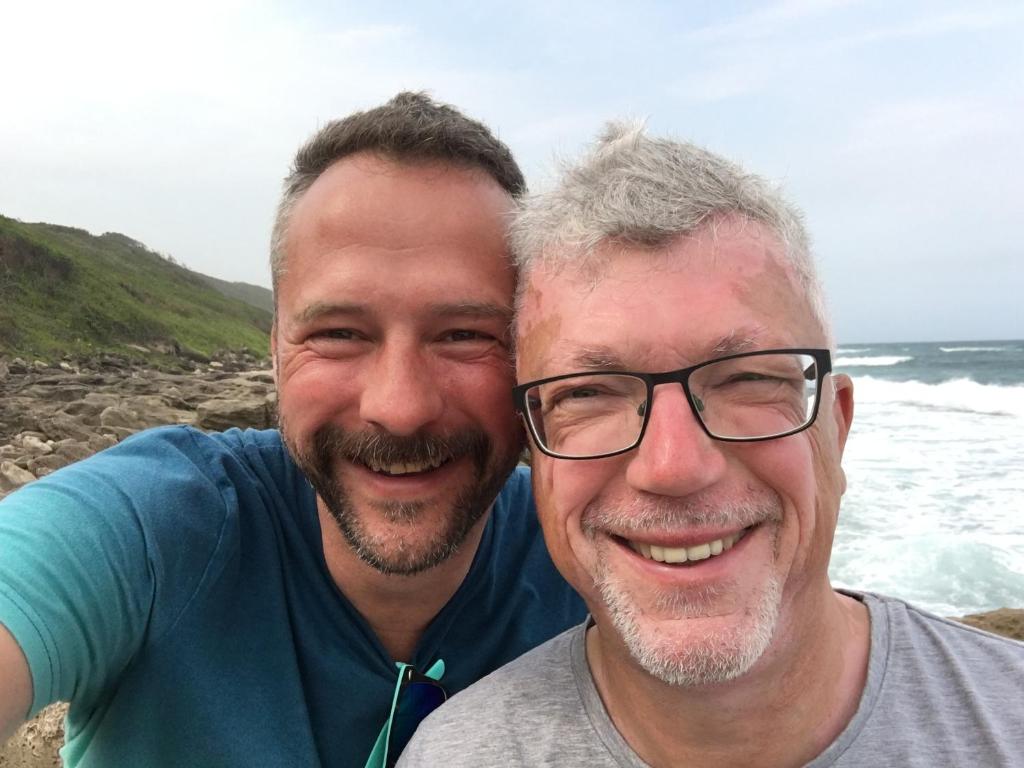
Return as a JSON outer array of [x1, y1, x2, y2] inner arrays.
[[270, 92, 525, 287]]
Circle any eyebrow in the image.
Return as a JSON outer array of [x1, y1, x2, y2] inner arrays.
[[294, 301, 365, 325], [293, 300, 512, 326], [708, 329, 765, 357], [567, 345, 632, 371], [431, 302, 513, 324], [558, 328, 768, 373]]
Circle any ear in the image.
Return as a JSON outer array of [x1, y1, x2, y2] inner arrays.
[[830, 373, 854, 457]]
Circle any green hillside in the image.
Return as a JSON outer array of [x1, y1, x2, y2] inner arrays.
[[0, 215, 272, 362]]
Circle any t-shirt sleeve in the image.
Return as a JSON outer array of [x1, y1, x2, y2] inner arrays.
[[0, 427, 233, 717]]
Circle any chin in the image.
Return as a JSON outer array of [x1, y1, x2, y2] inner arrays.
[[596, 570, 783, 688]]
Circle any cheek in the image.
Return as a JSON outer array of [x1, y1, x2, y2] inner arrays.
[[277, 361, 361, 430], [533, 457, 613, 593]]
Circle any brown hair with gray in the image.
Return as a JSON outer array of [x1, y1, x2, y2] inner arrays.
[[270, 91, 526, 292], [510, 121, 831, 343]]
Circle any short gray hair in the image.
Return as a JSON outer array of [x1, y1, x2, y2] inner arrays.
[[270, 91, 525, 294], [510, 122, 831, 343]]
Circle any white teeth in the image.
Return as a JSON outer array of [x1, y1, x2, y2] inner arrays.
[[664, 546, 687, 564], [630, 530, 745, 564], [687, 543, 712, 561]]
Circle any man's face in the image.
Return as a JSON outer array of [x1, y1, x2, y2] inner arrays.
[[517, 219, 853, 686], [273, 153, 523, 575]]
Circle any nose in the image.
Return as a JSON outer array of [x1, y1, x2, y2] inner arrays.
[[358, 341, 444, 436], [625, 383, 728, 497]]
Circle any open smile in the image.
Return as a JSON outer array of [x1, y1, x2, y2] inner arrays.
[[358, 455, 453, 477], [614, 526, 754, 566]]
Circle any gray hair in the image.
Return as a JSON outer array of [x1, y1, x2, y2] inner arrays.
[[270, 91, 526, 294], [510, 122, 831, 343]]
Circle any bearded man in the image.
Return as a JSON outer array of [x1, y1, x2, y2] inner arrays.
[[0, 93, 584, 768]]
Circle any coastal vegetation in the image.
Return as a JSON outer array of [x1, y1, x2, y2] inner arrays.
[[0, 215, 272, 363]]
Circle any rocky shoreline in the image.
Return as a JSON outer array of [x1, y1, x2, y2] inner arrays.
[[1, 355, 1021, 766], [0, 352, 275, 498]]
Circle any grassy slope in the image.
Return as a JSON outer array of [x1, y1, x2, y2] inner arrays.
[[0, 216, 272, 360], [196, 273, 274, 314]]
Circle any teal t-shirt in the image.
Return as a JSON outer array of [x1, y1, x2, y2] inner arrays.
[[0, 426, 585, 767]]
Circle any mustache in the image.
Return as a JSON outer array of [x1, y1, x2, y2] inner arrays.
[[312, 424, 490, 468], [582, 492, 783, 536]]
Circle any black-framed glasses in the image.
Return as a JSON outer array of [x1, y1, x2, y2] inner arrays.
[[513, 348, 832, 460], [364, 660, 448, 768]]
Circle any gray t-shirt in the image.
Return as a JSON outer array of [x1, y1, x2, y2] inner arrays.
[[399, 592, 1024, 767]]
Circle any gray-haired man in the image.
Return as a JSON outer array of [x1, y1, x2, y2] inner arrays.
[[399, 125, 1024, 767]]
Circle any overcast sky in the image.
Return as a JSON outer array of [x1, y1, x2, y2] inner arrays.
[[1, 0, 1021, 344]]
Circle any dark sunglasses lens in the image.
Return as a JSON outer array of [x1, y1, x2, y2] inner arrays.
[[386, 681, 447, 766]]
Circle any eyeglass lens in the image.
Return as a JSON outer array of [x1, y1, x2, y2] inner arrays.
[[525, 352, 820, 457]]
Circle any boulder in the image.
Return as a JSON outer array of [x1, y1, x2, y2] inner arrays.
[[194, 397, 273, 431], [98, 405, 146, 430], [0, 461, 36, 493], [35, 415, 96, 443]]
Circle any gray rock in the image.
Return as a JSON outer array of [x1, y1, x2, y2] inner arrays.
[[87, 434, 119, 452], [99, 405, 145, 430], [36, 414, 96, 443], [62, 394, 122, 420], [15, 434, 53, 456], [28, 454, 72, 476], [54, 439, 95, 463], [0, 460, 36, 492], [194, 398, 272, 431]]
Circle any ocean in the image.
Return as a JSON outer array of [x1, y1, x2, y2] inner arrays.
[[830, 340, 1024, 616]]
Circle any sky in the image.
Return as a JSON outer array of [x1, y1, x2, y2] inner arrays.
[[1, 0, 1021, 344]]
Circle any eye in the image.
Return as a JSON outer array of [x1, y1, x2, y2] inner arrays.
[[441, 329, 495, 342], [314, 328, 364, 341]]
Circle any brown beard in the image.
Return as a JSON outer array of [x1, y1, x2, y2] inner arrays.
[[283, 421, 522, 575]]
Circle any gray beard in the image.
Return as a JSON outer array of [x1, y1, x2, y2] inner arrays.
[[585, 494, 784, 687]]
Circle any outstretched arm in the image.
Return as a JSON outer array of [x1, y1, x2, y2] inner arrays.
[[0, 623, 32, 743]]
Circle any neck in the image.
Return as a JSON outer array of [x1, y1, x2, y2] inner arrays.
[[588, 586, 870, 768], [317, 500, 488, 662]]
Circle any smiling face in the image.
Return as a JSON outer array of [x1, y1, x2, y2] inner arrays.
[[273, 153, 524, 575], [517, 218, 853, 686]]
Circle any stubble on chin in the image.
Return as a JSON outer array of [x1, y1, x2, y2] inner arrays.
[[583, 493, 785, 688]]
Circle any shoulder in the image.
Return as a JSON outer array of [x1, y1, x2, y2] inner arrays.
[[401, 626, 583, 764], [865, 591, 1024, 662], [860, 591, 1024, 722], [834, 593, 1024, 761]]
